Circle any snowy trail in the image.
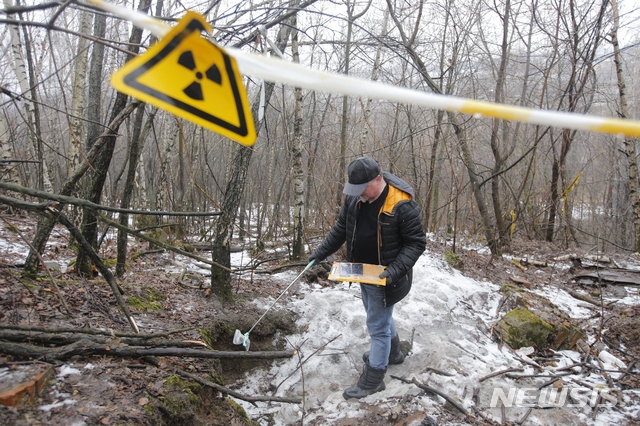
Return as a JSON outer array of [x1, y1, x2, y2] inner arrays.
[[233, 251, 635, 425]]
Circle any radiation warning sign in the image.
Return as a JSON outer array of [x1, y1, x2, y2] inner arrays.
[[111, 11, 256, 146]]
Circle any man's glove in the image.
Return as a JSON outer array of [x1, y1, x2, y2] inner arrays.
[[379, 270, 391, 283], [308, 251, 324, 265]]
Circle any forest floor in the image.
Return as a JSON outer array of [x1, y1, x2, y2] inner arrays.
[[0, 212, 639, 425]]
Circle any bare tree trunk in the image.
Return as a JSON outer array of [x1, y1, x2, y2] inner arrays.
[[425, 110, 444, 232], [211, 20, 294, 303], [77, 0, 152, 275], [543, 0, 607, 244], [510, 9, 536, 229], [488, 0, 511, 253], [337, 0, 372, 207], [386, 0, 498, 253], [359, 5, 389, 154], [610, 0, 640, 251], [23, 103, 140, 273], [66, 9, 92, 244], [4, 0, 50, 192], [24, 7, 106, 273], [304, 92, 332, 235], [116, 106, 156, 276], [290, 7, 305, 260], [68, 10, 91, 177], [0, 111, 17, 185]]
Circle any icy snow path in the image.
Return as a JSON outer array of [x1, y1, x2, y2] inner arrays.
[[233, 252, 631, 425]]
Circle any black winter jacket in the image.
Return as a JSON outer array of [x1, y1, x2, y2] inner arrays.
[[312, 172, 426, 305]]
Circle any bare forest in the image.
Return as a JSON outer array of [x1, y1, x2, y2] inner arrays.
[[2, 0, 640, 424], [2, 0, 640, 269]]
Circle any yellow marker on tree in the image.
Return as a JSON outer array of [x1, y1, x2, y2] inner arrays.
[[562, 172, 583, 216]]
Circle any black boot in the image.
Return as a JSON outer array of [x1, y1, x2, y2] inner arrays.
[[343, 364, 386, 400], [362, 335, 405, 365]]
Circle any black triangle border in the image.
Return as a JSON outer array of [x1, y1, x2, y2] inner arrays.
[[122, 18, 249, 137]]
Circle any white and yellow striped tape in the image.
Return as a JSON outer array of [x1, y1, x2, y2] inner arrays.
[[89, 0, 640, 138]]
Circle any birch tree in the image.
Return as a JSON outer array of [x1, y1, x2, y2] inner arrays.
[[0, 110, 16, 184], [3, 0, 51, 192], [290, 4, 305, 260]]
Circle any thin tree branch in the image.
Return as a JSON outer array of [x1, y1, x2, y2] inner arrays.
[[0, 181, 221, 216], [391, 375, 468, 416]]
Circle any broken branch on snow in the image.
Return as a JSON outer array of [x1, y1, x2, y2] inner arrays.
[[391, 375, 468, 416]]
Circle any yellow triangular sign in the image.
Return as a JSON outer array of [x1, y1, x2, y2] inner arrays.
[[111, 11, 256, 146]]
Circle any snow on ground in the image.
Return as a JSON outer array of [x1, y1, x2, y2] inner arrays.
[[1, 220, 638, 424], [232, 250, 638, 425]]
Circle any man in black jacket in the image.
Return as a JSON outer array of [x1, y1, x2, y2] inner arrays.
[[309, 157, 426, 399]]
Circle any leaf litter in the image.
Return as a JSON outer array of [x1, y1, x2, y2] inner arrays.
[[0, 214, 640, 425]]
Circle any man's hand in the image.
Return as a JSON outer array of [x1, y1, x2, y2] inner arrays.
[[379, 270, 390, 282], [308, 252, 324, 265]]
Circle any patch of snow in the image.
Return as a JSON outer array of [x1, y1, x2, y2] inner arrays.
[[57, 365, 81, 378], [531, 285, 593, 319], [39, 398, 76, 411], [231, 250, 639, 425]]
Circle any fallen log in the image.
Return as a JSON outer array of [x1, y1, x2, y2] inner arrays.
[[519, 258, 548, 267], [510, 276, 532, 288], [0, 329, 208, 348], [567, 289, 611, 308], [571, 269, 640, 286], [0, 339, 295, 362], [176, 369, 301, 405], [0, 324, 193, 338], [478, 367, 524, 382]]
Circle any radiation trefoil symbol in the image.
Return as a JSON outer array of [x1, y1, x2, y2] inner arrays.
[[178, 50, 222, 101], [110, 11, 256, 146]]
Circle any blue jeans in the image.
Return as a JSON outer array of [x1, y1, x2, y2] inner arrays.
[[360, 283, 396, 370]]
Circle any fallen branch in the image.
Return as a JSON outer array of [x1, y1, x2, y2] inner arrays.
[[0, 181, 221, 217], [519, 258, 547, 267], [50, 209, 139, 333], [391, 375, 468, 416], [0, 339, 296, 361], [0, 324, 193, 338], [424, 367, 454, 377], [537, 377, 562, 390], [517, 407, 532, 425], [505, 371, 573, 380], [96, 212, 230, 271], [618, 359, 637, 382], [176, 267, 203, 289], [556, 361, 587, 372], [567, 289, 609, 308], [0, 329, 207, 348], [273, 334, 341, 394], [176, 369, 301, 405], [511, 259, 527, 271], [510, 276, 532, 288], [478, 367, 524, 382], [0, 195, 138, 333]]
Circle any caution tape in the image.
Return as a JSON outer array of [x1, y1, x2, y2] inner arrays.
[[89, 0, 640, 138]]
